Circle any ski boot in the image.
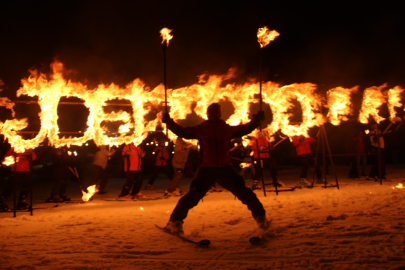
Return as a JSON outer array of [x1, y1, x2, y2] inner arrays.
[[255, 215, 272, 231], [165, 220, 184, 234]]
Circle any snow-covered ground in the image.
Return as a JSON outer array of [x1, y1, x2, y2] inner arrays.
[[1, 165, 405, 270]]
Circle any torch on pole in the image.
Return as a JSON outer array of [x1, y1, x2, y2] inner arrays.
[[160, 27, 173, 138], [256, 26, 279, 196]]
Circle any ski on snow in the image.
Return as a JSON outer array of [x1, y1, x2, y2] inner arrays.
[[155, 224, 210, 246]]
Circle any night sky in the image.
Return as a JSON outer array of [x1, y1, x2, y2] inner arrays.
[[1, 1, 404, 94], [0, 1, 404, 134]]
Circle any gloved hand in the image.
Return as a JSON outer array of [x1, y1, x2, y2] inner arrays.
[[162, 113, 172, 124], [253, 110, 265, 122]]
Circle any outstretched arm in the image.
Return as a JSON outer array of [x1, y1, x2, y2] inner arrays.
[[163, 113, 199, 140], [231, 111, 264, 139]]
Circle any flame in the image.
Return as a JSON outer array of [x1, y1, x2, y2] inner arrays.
[[82, 184, 98, 201], [2, 156, 17, 166], [358, 84, 387, 124], [0, 62, 405, 152], [327, 86, 358, 125], [388, 86, 403, 123], [257, 27, 280, 48], [160, 28, 173, 46], [240, 162, 251, 168], [395, 183, 403, 189]]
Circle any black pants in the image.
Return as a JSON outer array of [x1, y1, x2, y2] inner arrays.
[[82, 164, 108, 192], [369, 148, 386, 178], [50, 166, 71, 197], [148, 165, 173, 185], [299, 154, 322, 179], [253, 158, 277, 181], [120, 171, 143, 196], [170, 166, 265, 222], [0, 171, 32, 203]]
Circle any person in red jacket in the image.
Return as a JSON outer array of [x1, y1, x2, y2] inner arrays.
[[251, 132, 279, 189], [162, 103, 269, 235], [119, 142, 145, 198], [292, 135, 322, 186], [146, 140, 173, 190], [0, 147, 37, 211]]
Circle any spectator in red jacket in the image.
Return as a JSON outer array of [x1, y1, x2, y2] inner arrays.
[[161, 103, 270, 235], [119, 142, 145, 198], [0, 147, 37, 211], [251, 132, 279, 189], [292, 135, 322, 186], [146, 140, 173, 190]]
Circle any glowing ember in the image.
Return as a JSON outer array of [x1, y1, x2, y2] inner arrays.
[[160, 28, 173, 46], [257, 26, 280, 48], [82, 185, 98, 201]]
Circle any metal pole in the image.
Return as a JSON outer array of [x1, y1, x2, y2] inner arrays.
[[162, 41, 169, 137], [254, 138, 267, 196], [13, 151, 17, 218], [30, 152, 33, 216], [312, 130, 322, 187], [376, 126, 383, 185], [322, 125, 339, 189], [322, 126, 327, 189]]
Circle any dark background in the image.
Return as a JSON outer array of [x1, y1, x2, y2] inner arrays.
[[1, 1, 404, 166]]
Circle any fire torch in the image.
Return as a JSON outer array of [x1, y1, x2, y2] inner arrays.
[[160, 27, 173, 137], [256, 26, 279, 196]]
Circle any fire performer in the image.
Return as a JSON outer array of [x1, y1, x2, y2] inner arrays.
[[0, 147, 36, 211], [45, 146, 76, 202], [119, 142, 145, 198], [292, 135, 322, 186], [146, 139, 173, 190], [165, 137, 196, 196], [162, 103, 270, 234], [251, 132, 280, 190], [82, 145, 116, 195]]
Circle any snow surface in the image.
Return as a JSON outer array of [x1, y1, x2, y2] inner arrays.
[[1, 165, 405, 270]]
